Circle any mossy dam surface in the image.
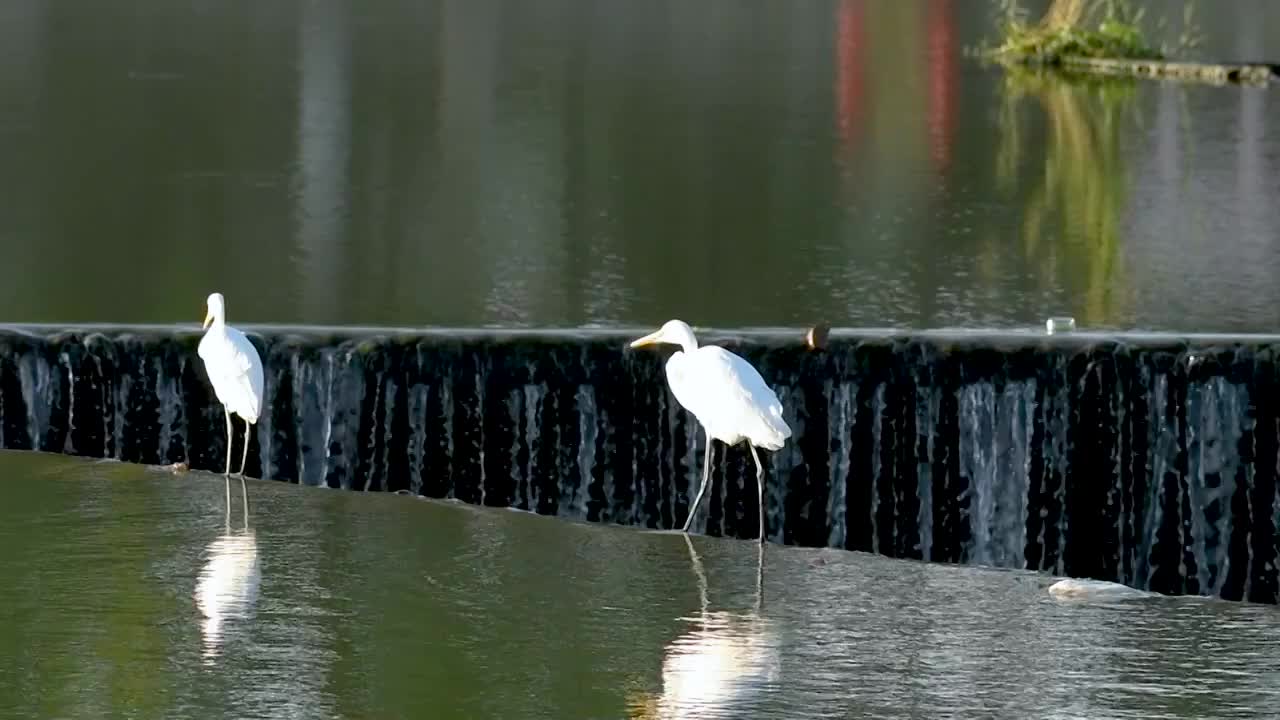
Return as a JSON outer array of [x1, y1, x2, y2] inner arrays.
[[3, 323, 1280, 603]]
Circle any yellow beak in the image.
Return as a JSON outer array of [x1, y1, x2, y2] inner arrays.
[[628, 330, 663, 348], [202, 311, 212, 330]]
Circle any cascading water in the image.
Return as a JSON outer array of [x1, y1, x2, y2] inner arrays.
[[3, 325, 1280, 603]]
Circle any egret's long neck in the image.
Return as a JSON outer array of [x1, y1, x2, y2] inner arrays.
[[675, 329, 698, 354], [208, 311, 226, 331]]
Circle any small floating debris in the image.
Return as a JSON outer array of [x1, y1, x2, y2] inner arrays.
[[160, 462, 190, 474], [1048, 577, 1150, 601], [1044, 316, 1076, 335]]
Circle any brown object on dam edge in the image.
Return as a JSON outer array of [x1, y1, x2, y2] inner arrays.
[[804, 324, 829, 351]]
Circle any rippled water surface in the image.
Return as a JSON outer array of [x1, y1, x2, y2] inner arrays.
[[1, 451, 1279, 719]]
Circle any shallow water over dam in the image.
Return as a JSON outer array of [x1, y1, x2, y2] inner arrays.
[[3, 450, 1280, 719], [4, 324, 1280, 603]]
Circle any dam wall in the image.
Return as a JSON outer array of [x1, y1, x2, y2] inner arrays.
[[1, 323, 1278, 603]]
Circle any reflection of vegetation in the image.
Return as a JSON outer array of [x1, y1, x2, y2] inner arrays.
[[995, 67, 1139, 325], [982, 0, 1203, 64]]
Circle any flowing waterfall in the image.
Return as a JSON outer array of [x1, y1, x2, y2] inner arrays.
[[2, 326, 1280, 603]]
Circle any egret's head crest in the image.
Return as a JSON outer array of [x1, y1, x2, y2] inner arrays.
[[203, 292, 226, 329], [628, 319, 698, 352]]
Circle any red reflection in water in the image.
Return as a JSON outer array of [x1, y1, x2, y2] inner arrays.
[[835, 0, 865, 160], [925, 0, 956, 175]]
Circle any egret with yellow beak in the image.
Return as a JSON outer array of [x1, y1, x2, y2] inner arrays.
[[629, 319, 791, 542], [198, 292, 265, 478]]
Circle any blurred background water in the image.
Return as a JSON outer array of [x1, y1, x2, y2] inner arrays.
[[1, 0, 1278, 331]]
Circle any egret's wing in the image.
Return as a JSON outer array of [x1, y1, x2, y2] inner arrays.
[[224, 332, 257, 373], [669, 347, 790, 446], [201, 328, 265, 420], [224, 328, 265, 418], [226, 328, 264, 384]]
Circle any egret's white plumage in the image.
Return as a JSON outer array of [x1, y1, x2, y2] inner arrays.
[[198, 292, 265, 476], [630, 320, 792, 541]]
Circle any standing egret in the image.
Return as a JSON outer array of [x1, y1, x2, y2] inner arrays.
[[198, 292, 265, 478], [629, 320, 791, 542]]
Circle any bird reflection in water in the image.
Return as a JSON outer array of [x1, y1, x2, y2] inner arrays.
[[629, 537, 782, 719], [194, 476, 260, 664]]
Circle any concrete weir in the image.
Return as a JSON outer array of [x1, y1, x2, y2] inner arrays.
[[2, 323, 1280, 603]]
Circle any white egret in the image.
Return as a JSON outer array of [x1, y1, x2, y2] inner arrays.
[[198, 292, 265, 477], [629, 320, 791, 542]]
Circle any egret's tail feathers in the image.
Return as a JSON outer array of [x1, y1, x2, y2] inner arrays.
[[754, 411, 792, 451], [232, 402, 261, 425], [757, 434, 789, 452]]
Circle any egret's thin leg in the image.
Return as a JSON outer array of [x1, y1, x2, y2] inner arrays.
[[224, 476, 231, 532], [223, 408, 233, 476], [239, 421, 251, 477], [749, 444, 766, 544], [241, 476, 249, 528], [683, 433, 715, 533]]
